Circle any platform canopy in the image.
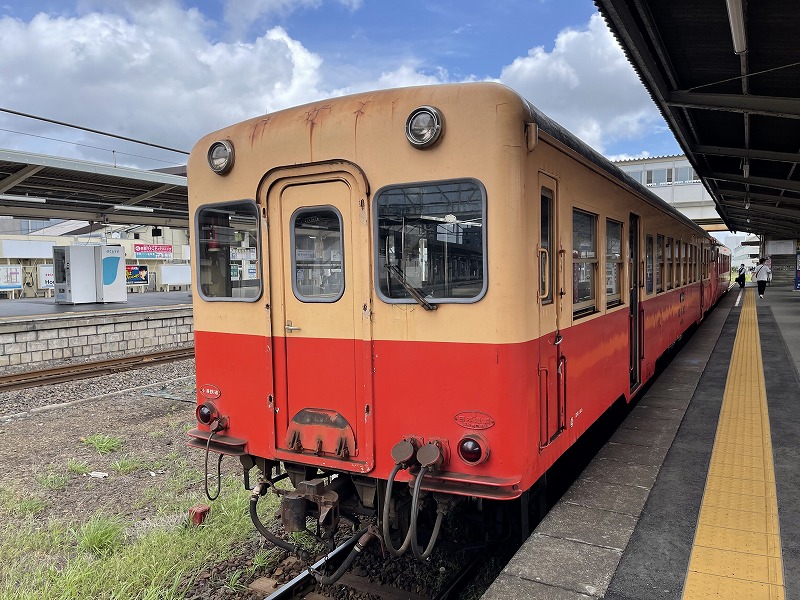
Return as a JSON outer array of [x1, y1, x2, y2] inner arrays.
[[595, 0, 800, 238], [0, 149, 188, 227]]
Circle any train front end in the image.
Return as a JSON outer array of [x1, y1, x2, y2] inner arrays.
[[186, 83, 540, 561]]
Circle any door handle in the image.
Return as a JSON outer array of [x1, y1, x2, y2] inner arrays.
[[285, 321, 301, 332]]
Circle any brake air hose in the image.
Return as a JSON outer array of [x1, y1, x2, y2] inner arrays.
[[382, 462, 415, 556], [249, 484, 310, 560], [313, 528, 372, 585], [409, 466, 445, 563]]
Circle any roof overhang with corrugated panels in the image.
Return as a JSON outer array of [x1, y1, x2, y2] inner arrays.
[[0, 149, 188, 227], [595, 0, 800, 238]]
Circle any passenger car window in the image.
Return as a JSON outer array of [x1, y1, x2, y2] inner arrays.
[[573, 209, 597, 316], [666, 237, 673, 290], [291, 207, 344, 303], [606, 219, 623, 307], [656, 234, 664, 292], [375, 179, 486, 304], [196, 201, 260, 301]]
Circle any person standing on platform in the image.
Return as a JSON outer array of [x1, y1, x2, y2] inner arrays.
[[754, 257, 771, 298], [737, 263, 746, 288]]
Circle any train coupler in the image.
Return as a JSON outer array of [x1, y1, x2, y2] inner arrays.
[[280, 478, 340, 537]]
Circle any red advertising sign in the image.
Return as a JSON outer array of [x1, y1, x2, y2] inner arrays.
[[134, 244, 173, 259]]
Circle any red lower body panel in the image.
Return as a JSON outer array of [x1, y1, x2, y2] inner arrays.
[[192, 280, 725, 499]]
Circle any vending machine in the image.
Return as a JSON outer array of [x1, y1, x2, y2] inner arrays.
[[95, 244, 127, 303], [53, 244, 128, 304], [53, 245, 97, 304]]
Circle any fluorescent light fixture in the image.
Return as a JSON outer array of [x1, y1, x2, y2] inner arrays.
[[113, 204, 154, 213], [0, 194, 47, 204], [725, 0, 747, 54]]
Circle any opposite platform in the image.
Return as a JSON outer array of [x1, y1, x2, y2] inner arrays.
[[0, 290, 192, 321], [483, 284, 800, 600]]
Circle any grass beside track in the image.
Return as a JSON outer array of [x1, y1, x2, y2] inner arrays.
[[0, 435, 282, 599]]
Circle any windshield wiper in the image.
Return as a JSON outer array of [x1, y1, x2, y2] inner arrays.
[[386, 264, 437, 311]]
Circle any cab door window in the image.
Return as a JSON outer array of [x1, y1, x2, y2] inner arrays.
[[291, 207, 345, 302], [540, 187, 554, 304]]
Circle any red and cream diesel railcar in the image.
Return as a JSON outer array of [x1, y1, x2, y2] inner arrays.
[[187, 82, 729, 559]]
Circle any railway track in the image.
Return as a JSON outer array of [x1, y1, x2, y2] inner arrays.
[[264, 542, 488, 600], [0, 347, 195, 392]]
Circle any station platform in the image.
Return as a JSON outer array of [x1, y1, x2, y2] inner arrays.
[[0, 290, 192, 321], [0, 291, 193, 372], [483, 284, 799, 600]]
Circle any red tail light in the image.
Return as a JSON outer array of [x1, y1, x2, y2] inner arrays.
[[196, 402, 217, 425], [458, 435, 488, 465]]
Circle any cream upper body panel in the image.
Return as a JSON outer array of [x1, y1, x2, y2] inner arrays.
[[188, 82, 711, 345], [189, 83, 535, 344]]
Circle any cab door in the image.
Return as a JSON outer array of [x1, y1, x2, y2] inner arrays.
[[537, 175, 565, 448], [265, 165, 374, 473]]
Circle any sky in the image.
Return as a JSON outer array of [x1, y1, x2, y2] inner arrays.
[[0, 0, 683, 171]]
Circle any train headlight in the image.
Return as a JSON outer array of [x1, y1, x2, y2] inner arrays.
[[207, 140, 235, 175], [196, 402, 218, 425], [405, 106, 443, 148], [457, 435, 488, 465]]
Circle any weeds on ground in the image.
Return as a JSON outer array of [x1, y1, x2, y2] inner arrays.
[[17, 497, 48, 515], [75, 514, 126, 556], [0, 475, 279, 600], [0, 488, 49, 517], [67, 459, 90, 475], [111, 456, 148, 474], [35, 471, 68, 491], [81, 433, 124, 455]]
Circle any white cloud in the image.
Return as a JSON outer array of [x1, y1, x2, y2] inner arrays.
[[499, 13, 659, 154], [0, 3, 328, 166], [0, 4, 666, 168], [223, 0, 362, 41]]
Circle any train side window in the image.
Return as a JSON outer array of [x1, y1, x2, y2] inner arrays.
[[656, 234, 664, 292], [196, 200, 261, 302], [676, 241, 682, 287], [605, 219, 623, 308], [686, 244, 692, 284], [645, 235, 654, 294], [540, 187, 554, 305], [573, 209, 597, 317], [375, 179, 486, 304], [665, 237, 673, 289], [683, 242, 688, 285], [291, 207, 345, 303]]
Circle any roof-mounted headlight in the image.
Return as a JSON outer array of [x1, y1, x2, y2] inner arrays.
[[405, 106, 443, 149], [207, 140, 235, 175]]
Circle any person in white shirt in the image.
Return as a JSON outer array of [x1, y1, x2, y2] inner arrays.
[[754, 257, 771, 298]]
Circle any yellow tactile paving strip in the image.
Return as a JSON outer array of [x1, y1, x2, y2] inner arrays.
[[683, 289, 784, 600]]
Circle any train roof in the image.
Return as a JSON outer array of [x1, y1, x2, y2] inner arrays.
[[521, 95, 711, 240]]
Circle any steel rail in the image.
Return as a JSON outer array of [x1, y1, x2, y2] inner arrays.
[[264, 533, 361, 600], [0, 347, 195, 392]]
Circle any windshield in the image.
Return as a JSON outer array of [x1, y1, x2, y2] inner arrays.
[[375, 179, 486, 304]]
